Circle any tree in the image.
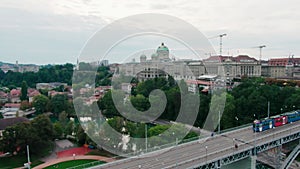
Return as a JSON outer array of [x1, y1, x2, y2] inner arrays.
[[53, 122, 63, 139], [220, 94, 236, 129], [76, 125, 87, 145], [130, 94, 150, 111], [20, 100, 31, 110], [98, 90, 123, 117], [65, 120, 75, 136], [31, 114, 54, 141], [20, 81, 28, 101], [59, 111, 69, 127], [0, 126, 18, 153], [50, 94, 69, 117], [32, 94, 49, 114]]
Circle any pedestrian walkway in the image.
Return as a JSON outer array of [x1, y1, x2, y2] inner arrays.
[[33, 155, 115, 169]]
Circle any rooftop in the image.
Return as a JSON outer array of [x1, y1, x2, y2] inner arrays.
[[0, 117, 29, 130]]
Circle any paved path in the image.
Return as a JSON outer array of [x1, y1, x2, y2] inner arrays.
[[33, 155, 116, 169]]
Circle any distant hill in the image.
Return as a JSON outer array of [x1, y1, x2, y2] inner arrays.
[[0, 61, 39, 67]]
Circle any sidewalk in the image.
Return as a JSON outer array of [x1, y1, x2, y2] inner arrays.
[[33, 155, 116, 169]]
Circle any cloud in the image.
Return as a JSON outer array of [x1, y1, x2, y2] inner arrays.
[[0, 0, 300, 64]]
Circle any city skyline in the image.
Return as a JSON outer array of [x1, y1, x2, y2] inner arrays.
[[1, 0, 300, 64]]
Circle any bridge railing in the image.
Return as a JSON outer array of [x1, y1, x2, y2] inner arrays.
[[220, 123, 252, 134]]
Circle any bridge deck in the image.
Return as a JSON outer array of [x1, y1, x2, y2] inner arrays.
[[91, 121, 300, 169]]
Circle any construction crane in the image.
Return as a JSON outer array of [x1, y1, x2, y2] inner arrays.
[[209, 34, 227, 56], [253, 45, 266, 61]]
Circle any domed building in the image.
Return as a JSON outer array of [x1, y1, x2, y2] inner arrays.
[[156, 43, 170, 61], [118, 43, 203, 81], [151, 53, 159, 62], [140, 54, 147, 63]]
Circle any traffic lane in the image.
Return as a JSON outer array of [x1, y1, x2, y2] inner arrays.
[[136, 123, 300, 169], [98, 135, 243, 169], [98, 121, 300, 169]]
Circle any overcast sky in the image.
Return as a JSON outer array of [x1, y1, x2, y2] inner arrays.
[[0, 0, 300, 64]]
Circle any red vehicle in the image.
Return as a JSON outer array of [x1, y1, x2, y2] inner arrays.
[[274, 115, 288, 127]]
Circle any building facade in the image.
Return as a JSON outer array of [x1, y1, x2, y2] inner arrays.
[[203, 55, 261, 80], [262, 57, 300, 78], [118, 43, 199, 81], [118, 44, 262, 82]]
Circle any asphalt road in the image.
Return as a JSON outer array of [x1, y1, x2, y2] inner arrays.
[[92, 121, 300, 169]]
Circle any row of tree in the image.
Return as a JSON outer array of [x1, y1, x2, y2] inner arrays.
[[0, 64, 74, 88], [221, 77, 300, 129], [0, 115, 54, 155], [98, 77, 300, 131], [32, 94, 74, 117], [0, 63, 112, 89]]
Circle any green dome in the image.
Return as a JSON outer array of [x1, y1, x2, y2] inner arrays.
[[140, 54, 146, 58], [151, 53, 158, 57], [157, 43, 169, 52]]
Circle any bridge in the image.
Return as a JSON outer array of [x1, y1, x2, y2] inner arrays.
[[89, 121, 300, 169]]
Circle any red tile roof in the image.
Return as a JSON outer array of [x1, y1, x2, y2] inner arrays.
[[4, 103, 21, 108], [10, 89, 21, 97]]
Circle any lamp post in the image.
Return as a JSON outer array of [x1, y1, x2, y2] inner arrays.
[[176, 138, 178, 146], [145, 123, 147, 152], [113, 145, 116, 155], [205, 146, 208, 165], [235, 116, 239, 126], [198, 127, 201, 139], [232, 138, 236, 156], [253, 114, 257, 156], [23, 145, 31, 169], [267, 101, 270, 118], [218, 110, 221, 134]]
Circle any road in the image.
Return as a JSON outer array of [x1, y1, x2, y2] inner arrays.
[[92, 120, 300, 169]]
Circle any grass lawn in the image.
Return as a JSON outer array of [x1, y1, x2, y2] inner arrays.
[[0, 142, 54, 169], [0, 154, 44, 169], [43, 159, 105, 169]]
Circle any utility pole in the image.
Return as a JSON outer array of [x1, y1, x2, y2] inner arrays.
[[267, 101, 270, 118], [24, 145, 31, 169], [145, 123, 147, 152], [218, 110, 221, 134]]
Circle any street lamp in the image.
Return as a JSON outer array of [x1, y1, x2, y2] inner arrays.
[[205, 146, 208, 165], [198, 127, 201, 139], [235, 116, 239, 126], [145, 123, 148, 152], [113, 145, 116, 152], [232, 138, 236, 156], [24, 145, 31, 169], [218, 110, 221, 134]]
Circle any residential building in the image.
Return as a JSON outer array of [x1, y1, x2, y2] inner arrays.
[[0, 117, 29, 137], [10, 89, 21, 103], [36, 82, 67, 90]]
